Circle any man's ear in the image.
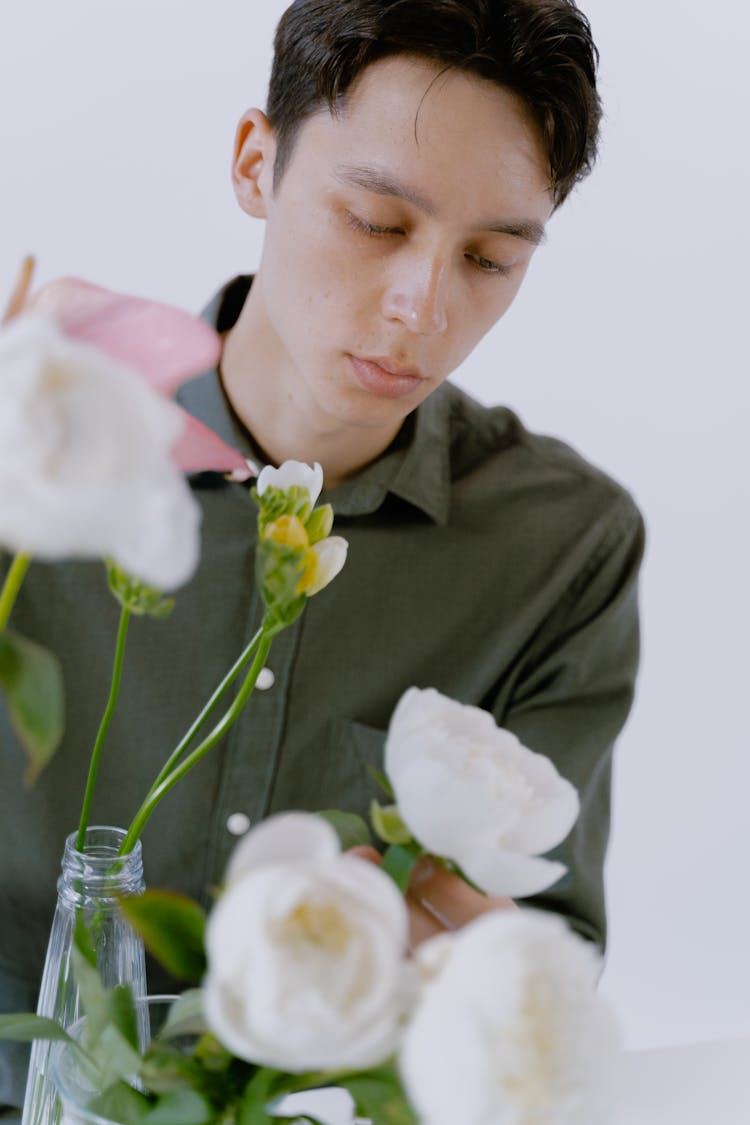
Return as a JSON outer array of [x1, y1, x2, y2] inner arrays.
[[231, 109, 277, 219]]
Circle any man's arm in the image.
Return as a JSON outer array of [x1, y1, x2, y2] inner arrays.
[[360, 494, 645, 952], [500, 494, 645, 949]]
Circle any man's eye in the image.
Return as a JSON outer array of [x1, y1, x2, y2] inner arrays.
[[466, 253, 512, 276], [345, 211, 403, 237]]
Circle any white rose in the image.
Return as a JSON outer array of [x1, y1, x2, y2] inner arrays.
[[204, 813, 410, 1072], [400, 910, 620, 1125], [385, 687, 580, 897], [256, 460, 324, 508], [0, 313, 200, 589]]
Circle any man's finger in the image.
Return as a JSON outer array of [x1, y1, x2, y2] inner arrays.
[[407, 856, 516, 930], [347, 845, 382, 864]]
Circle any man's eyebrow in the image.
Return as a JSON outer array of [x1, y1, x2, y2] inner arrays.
[[333, 163, 546, 246], [334, 163, 437, 215], [483, 218, 547, 246]]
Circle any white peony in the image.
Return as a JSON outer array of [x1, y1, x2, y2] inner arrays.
[[256, 460, 324, 508], [0, 313, 200, 589], [384, 687, 580, 898], [399, 910, 620, 1125], [203, 813, 411, 1072]]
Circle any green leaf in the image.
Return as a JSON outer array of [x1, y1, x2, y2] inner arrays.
[[0, 1014, 75, 1044], [366, 765, 395, 800], [106, 562, 175, 618], [370, 802, 413, 847], [71, 945, 111, 1044], [380, 843, 423, 894], [316, 810, 373, 851], [92, 1023, 144, 1088], [254, 484, 313, 530], [238, 1067, 281, 1125], [73, 912, 98, 968], [108, 986, 140, 1052], [88, 1080, 153, 1125], [139, 1042, 209, 1095], [158, 991, 207, 1040], [339, 1066, 418, 1125], [143, 1088, 213, 1125], [0, 629, 64, 783], [119, 891, 207, 982], [255, 539, 307, 624], [304, 504, 333, 545], [191, 1032, 235, 1075]]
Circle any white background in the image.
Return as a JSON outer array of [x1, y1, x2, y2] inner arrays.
[[1, 0, 748, 1050]]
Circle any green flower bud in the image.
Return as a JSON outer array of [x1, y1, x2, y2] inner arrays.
[[305, 504, 334, 545]]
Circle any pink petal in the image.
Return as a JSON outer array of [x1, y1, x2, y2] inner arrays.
[[31, 277, 221, 393], [172, 412, 255, 479], [31, 277, 253, 478]]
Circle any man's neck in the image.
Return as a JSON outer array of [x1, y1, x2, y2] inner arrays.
[[219, 278, 403, 490]]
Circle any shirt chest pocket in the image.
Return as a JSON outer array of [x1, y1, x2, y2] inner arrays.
[[312, 717, 389, 824]]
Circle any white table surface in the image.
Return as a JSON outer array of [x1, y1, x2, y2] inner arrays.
[[274, 1036, 750, 1124], [611, 1035, 750, 1125]]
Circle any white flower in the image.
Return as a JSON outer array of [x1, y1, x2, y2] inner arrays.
[[305, 536, 349, 596], [399, 910, 620, 1125], [0, 313, 200, 589], [204, 812, 410, 1072], [385, 687, 580, 897], [256, 460, 324, 508]]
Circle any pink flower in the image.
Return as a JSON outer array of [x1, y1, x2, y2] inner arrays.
[[31, 278, 253, 480]]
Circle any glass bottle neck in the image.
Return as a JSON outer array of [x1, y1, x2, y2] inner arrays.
[[58, 825, 144, 909]]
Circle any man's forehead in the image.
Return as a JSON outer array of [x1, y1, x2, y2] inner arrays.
[[292, 56, 553, 217]]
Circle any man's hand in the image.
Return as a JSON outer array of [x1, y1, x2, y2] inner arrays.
[[351, 847, 516, 952]]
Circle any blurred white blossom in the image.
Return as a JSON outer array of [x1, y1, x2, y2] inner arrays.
[[400, 910, 620, 1125], [204, 813, 410, 1072], [385, 687, 580, 897], [0, 313, 200, 589]]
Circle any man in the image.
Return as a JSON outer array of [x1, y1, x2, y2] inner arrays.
[[0, 0, 643, 1114]]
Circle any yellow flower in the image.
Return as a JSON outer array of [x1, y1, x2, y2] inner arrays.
[[295, 548, 320, 595], [264, 515, 309, 549], [253, 462, 348, 624], [301, 538, 348, 597]]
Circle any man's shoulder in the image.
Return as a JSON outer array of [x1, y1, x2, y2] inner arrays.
[[439, 381, 642, 534]]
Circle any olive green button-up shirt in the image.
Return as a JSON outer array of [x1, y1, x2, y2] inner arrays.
[[0, 276, 644, 1112]]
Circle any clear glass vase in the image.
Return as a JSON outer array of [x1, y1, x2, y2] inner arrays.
[[22, 827, 147, 1125], [51, 996, 179, 1125]]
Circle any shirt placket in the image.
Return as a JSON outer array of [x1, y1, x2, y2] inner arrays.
[[203, 609, 304, 888]]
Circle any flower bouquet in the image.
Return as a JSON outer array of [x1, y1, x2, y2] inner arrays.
[[3, 683, 621, 1124]]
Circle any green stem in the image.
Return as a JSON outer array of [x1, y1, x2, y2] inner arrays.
[[76, 606, 131, 851], [0, 553, 31, 631], [143, 624, 265, 800], [119, 630, 274, 855]]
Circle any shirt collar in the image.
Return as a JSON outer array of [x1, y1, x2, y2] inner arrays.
[[178, 276, 453, 526]]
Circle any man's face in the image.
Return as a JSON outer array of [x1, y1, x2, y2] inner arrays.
[[244, 54, 554, 436]]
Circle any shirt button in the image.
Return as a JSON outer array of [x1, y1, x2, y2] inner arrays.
[[256, 667, 275, 691], [226, 812, 251, 836]]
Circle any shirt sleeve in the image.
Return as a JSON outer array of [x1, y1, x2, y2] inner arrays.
[[496, 493, 646, 952]]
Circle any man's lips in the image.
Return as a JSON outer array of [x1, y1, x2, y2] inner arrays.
[[348, 355, 427, 399]]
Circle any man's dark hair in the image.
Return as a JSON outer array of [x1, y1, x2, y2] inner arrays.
[[267, 0, 602, 207]]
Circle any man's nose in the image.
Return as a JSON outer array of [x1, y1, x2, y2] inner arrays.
[[381, 254, 449, 336]]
